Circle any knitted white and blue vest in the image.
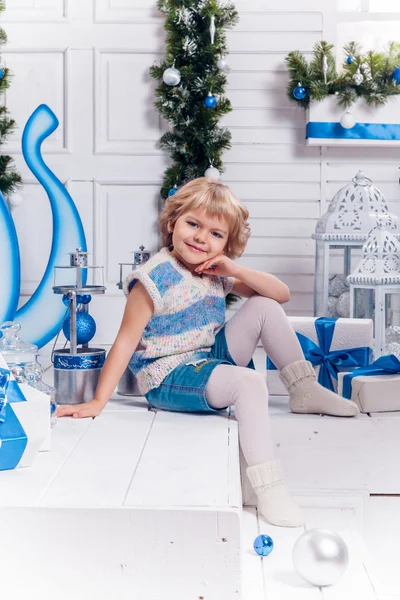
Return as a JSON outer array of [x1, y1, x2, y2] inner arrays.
[[123, 247, 234, 394]]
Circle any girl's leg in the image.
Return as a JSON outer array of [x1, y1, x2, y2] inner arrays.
[[205, 364, 304, 527], [224, 295, 359, 417]]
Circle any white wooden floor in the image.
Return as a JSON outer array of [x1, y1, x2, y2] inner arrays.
[[36, 347, 400, 600]]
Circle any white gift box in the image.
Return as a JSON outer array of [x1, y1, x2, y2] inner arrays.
[[0, 354, 49, 470], [306, 96, 400, 146], [266, 317, 373, 396], [337, 371, 400, 413]]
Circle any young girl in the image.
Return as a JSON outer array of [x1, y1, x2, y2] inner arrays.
[[58, 178, 359, 528]]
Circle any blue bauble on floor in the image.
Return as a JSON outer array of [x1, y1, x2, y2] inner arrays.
[[63, 311, 96, 345], [253, 534, 274, 556]]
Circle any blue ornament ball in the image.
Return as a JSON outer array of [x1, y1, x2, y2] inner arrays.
[[168, 185, 178, 197], [253, 534, 274, 557], [0, 68, 4, 80], [346, 56, 353, 65], [76, 294, 92, 305], [63, 311, 96, 345], [293, 84, 306, 100], [62, 294, 70, 306], [204, 93, 217, 108], [392, 66, 400, 84]]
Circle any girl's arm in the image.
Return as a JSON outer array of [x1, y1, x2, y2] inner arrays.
[[196, 257, 290, 304], [57, 281, 154, 418], [231, 266, 290, 304]]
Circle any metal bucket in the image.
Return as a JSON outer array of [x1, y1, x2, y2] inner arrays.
[[117, 366, 141, 396], [54, 348, 106, 405]]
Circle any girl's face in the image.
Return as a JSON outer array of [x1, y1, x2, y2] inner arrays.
[[170, 207, 229, 272]]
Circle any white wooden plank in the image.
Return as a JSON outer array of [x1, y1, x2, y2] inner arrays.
[[223, 108, 305, 128], [364, 497, 400, 596], [236, 13, 322, 32], [124, 411, 239, 508], [326, 146, 400, 162], [234, 0, 325, 10], [0, 507, 240, 600], [229, 53, 291, 72], [250, 218, 316, 238], [39, 410, 155, 508], [227, 71, 289, 90], [225, 163, 318, 182], [228, 181, 320, 200], [243, 201, 320, 219], [226, 144, 320, 163], [238, 256, 316, 274], [227, 31, 320, 52], [227, 416, 242, 509], [241, 507, 266, 600], [0, 418, 91, 506], [231, 127, 304, 145], [246, 237, 314, 256], [260, 520, 322, 599], [326, 163, 400, 182], [320, 529, 377, 600]]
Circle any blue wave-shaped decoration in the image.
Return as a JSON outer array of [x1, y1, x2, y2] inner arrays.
[[15, 104, 87, 348], [0, 191, 20, 325]]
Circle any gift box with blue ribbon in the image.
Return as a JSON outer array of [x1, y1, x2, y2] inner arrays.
[[306, 97, 400, 147], [0, 355, 48, 471], [338, 354, 400, 413], [266, 316, 373, 396]]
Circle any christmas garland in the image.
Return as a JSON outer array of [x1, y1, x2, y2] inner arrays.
[[286, 41, 400, 109]]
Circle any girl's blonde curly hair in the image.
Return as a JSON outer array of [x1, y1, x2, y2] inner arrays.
[[159, 178, 250, 259]]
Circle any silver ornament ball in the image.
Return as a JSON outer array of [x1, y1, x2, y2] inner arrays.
[[7, 192, 23, 207], [328, 274, 349, 298], [163, 67, 181, 86], [328, 295, 339, 317], [340, 111, 356, 129], [204, 166, 220, 180], [336, 291, 350, 317], [292, 528, 349, 587], [217, 57, 230, 72]]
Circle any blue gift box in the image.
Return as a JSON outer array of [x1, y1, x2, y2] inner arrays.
[[0, 358, 46, 471]]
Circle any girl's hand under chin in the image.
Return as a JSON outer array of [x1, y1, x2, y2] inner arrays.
[[195, 254, 239, 278]]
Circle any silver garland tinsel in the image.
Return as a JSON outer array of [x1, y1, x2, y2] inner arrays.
[[385, 325, 400, 345], [328, 274, 349, 298], [385, 342, 400, 359]]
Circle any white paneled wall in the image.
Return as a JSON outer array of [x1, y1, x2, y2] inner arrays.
[[2, 0, 400, 344]]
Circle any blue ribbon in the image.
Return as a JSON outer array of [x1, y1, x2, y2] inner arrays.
[[267, 317, 371, 392], [342, 354, 400, 400], [0, 366, 10, 423], [306, 122, 400, 141]]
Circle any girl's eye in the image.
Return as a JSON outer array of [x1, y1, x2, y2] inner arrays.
[[187, 221, 198, 227], [212, 232, 223, 238]]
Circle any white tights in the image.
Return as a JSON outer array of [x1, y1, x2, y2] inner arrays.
[[205, 296, 304, 467]]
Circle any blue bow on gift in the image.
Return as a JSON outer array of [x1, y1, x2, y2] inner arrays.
[[0, 366, 10, 424], [342, 354, 400, 400], [267, 317, 372, 392]]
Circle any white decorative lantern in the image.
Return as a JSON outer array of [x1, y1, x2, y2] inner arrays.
[[348, 223, 400, 358], [312, 171, 399, 317]]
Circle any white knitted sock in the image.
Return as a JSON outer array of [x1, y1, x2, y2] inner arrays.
[[246, 460, 304, 528], [279, 360, 360, 417]]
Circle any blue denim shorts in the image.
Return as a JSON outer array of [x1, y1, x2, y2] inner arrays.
[[145, 326, 255, 413]]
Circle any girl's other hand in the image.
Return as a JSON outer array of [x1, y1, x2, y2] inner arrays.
[[57, 398, 104, 419], [195, 254, 239, 278]]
